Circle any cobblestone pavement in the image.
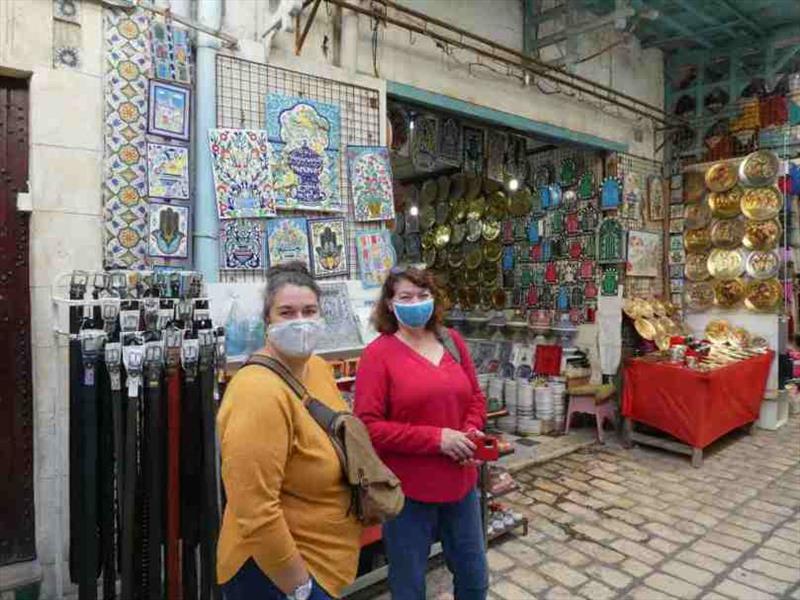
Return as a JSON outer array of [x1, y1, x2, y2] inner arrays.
[[374, 417, 800, 599]]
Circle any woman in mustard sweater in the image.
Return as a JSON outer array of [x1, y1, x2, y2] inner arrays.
[[217, 263, 361, 600]]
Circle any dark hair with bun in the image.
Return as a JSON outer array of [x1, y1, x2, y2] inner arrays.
[[263, 261, 321, 322]]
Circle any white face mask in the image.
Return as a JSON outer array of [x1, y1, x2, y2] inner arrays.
[[267, 318, 326, 358]]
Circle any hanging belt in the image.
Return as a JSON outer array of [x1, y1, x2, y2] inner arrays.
[[144, 341, 165, 600], [165, 327, 184, 600], [120, 342, 144, 600], [104, 342, 124, 577], [97, 357, 116, 600], [180, 338, 201, 600]]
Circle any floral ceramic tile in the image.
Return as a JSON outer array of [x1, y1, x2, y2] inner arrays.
[[209, 129, 276, 218], [355, 229, 396, 288], [346, 145, 395, 222], [147, 142, 189, 199], [219, 220, 265, 270], [148, 200, 190, 261], [308, 218, 348, 278], [148, 80, 191, 140], [266, 217, 310, 269]]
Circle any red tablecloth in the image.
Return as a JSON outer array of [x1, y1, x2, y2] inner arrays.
[[622, 352, 774, 449]]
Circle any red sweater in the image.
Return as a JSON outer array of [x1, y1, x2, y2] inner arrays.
[[354, 330, 486, 503]]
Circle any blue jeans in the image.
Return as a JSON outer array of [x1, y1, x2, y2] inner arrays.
[[383, 489, 488, 600], [221, 558, 333, 600]]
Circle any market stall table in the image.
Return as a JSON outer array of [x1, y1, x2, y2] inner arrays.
[[621, 351, 774, 467]]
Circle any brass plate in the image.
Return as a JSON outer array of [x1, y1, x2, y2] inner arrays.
[[510, 188, 533, 217], [466, 218, 483, 243], [435, 202, 450, 225], [482, 218, 501, 241], [714, 278, 745, 308], [466, 288, 480, 308], [685, 252, 711, 282], [739, 150, 780, 187], [420, 179, 437, 206], [465, 245, 483, 270], [449, 173, 466, 201], [705, 162, 738, 193], [710, 218, 745, 249], [467, 197, 485, 220], [684, 227, 711, 252], [744, 278, 782, 312], [451, 222, 467, 245], [634, 317, 657, 341], [423, 247, 436, 267], [436, 175, 451, 203], [655, 335, 671, 351], [708, 186, 743, 219], [465, 174, 482, 201], [705, 319, 731, 343], [622, 298, 639, 319], [743, 218, 781, 251], [479, 265, 498, 285], [491, 288, 507, 310], [685, 202, 711, 230], [435, 247, 448, 269], [685, 281, 715, 311], [450, 198, 468, 223], [651, 299, 667, 316], [633, 298, 654, 319], [421, 230, 436, 250], [484, 177, 503, 195], [483, 240, 503, 262], [746, 250, 780, 280], [420, 204, 436, 231], [729, 327, 751, 347], [486, 191, 510, 220], [433, 225, 451, 248], [707, 248, 745, 280], [658, 316, 679, 335], [451, 265, 467, 287], [741, 186, 782, 220]]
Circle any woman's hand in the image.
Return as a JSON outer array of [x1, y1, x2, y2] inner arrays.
[[440, 428, 476, 462]]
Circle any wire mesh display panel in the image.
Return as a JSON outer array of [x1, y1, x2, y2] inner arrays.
[[215, 53, 383, 283]]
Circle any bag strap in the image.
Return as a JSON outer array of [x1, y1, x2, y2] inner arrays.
[[436, 327, 461, 364], [244, 354, 339, 435]]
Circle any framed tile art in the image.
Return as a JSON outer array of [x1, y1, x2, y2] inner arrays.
[[208, 129, 276, 218], [308, 217, 348, 278], [266, 217, 310, 269], [346, 145, 395, 222], [148, 200, 190, 260], [355, 229, 396, 288], [218, 219, 265, 270], [148, 80, 191, 141], [317, 281, 363, 352], [147, 142, 189, 199]]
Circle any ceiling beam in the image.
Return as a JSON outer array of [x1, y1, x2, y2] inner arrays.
[[714, 0, 764, 36], [641, 21, 744, 49], [530, 3, 568, 25], [671, 0, 738, 38], [630, 0, 713, 49]]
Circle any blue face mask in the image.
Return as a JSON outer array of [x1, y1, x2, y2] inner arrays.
[[393, 298, 435, 329]]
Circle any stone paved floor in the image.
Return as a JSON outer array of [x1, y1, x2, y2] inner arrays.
[[369, 417, 800, 599]]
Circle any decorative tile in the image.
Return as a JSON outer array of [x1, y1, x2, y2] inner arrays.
[[462, 126, 485, 174], [146, 142, 189, 199], [355, 229, 396, 288], [486, 130, 507, 182], [103, 9, 151, 269], [411, 114, 438, 172], [150, 17, 191, 84], [388, 103, 411, 157], [209, 129, 275, 218], [266, 217, 310, 269], [150, 18, 171, 79], [148, 200, 190, 262], [266, 93, 343, 212], [219, 219, 265, 270], [317, 281, 363, 352], [346, 145, 395, 222], [626, 230, 660, 277], [53, 19, 81, 70], [438, 117, 462, 165], [54, 0, 80, 23], [147, 80, 191, 141], [308, 217, 348, 278]]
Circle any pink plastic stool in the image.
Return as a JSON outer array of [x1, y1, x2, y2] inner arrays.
[[564, 385, 617, 443]]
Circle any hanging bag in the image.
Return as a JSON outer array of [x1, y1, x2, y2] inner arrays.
[[244, 355, 405, 527]]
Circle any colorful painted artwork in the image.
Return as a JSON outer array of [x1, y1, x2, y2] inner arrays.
[[148, 200, 189, 260], [219, 220, 265, 270], [171, 27, 191, 84], [439, 117, 462, 165], [600, 177, 622, 210], [355, 229, 396, 288], [463, 126, 485, 174], [147, 142, 189, 199], [266, 93, 343, 212], [626, 230, 660, 277], [103, 9, 151, 269], [347, 145, 395, 222], [486, 130, 507, 182], [308, 218, 348, 278], [209, 129, 276, 218], [648, 175, 665, 221], [598, 217, 626, 264], [148, 80, 191, 140], [149, 19, 190, 83], [388, 103, 410, 157], [412, 114, 438, 172], [266, 217, 310, 269], [317, 282, 363, 352]]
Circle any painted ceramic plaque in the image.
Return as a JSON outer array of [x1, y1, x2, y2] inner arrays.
[[266, 93, 343, 212], [148, 80, 191, 141], [347, 145, 396, 222], [317, 281, 364, 352], [598, 218, 626, 264], [147, 142, 189, 199], [438, 117, 462, 165], [411, 114, 438, 171], [209, 129, 276, 218], [388, 103, 410, 157], [463, 126, 485, 174], [308, 217, 348, 278], [486, 130, 507, 182], [148, 200, 189, 259], [600, 177, 622, 210], [626, 230, 660, 277], [219, 219, 265, 270], [266, 217, 310, 269], [355, 229, 396, 288], [648, 175, 664, 221]]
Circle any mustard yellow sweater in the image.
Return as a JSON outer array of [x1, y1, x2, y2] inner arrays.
[[216, 355, 361, 596]]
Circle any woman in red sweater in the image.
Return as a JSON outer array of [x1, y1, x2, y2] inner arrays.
[[354, 267, 488, 600]]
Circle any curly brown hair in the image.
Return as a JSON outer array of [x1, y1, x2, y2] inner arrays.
[[372, 267, 445, 334]]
